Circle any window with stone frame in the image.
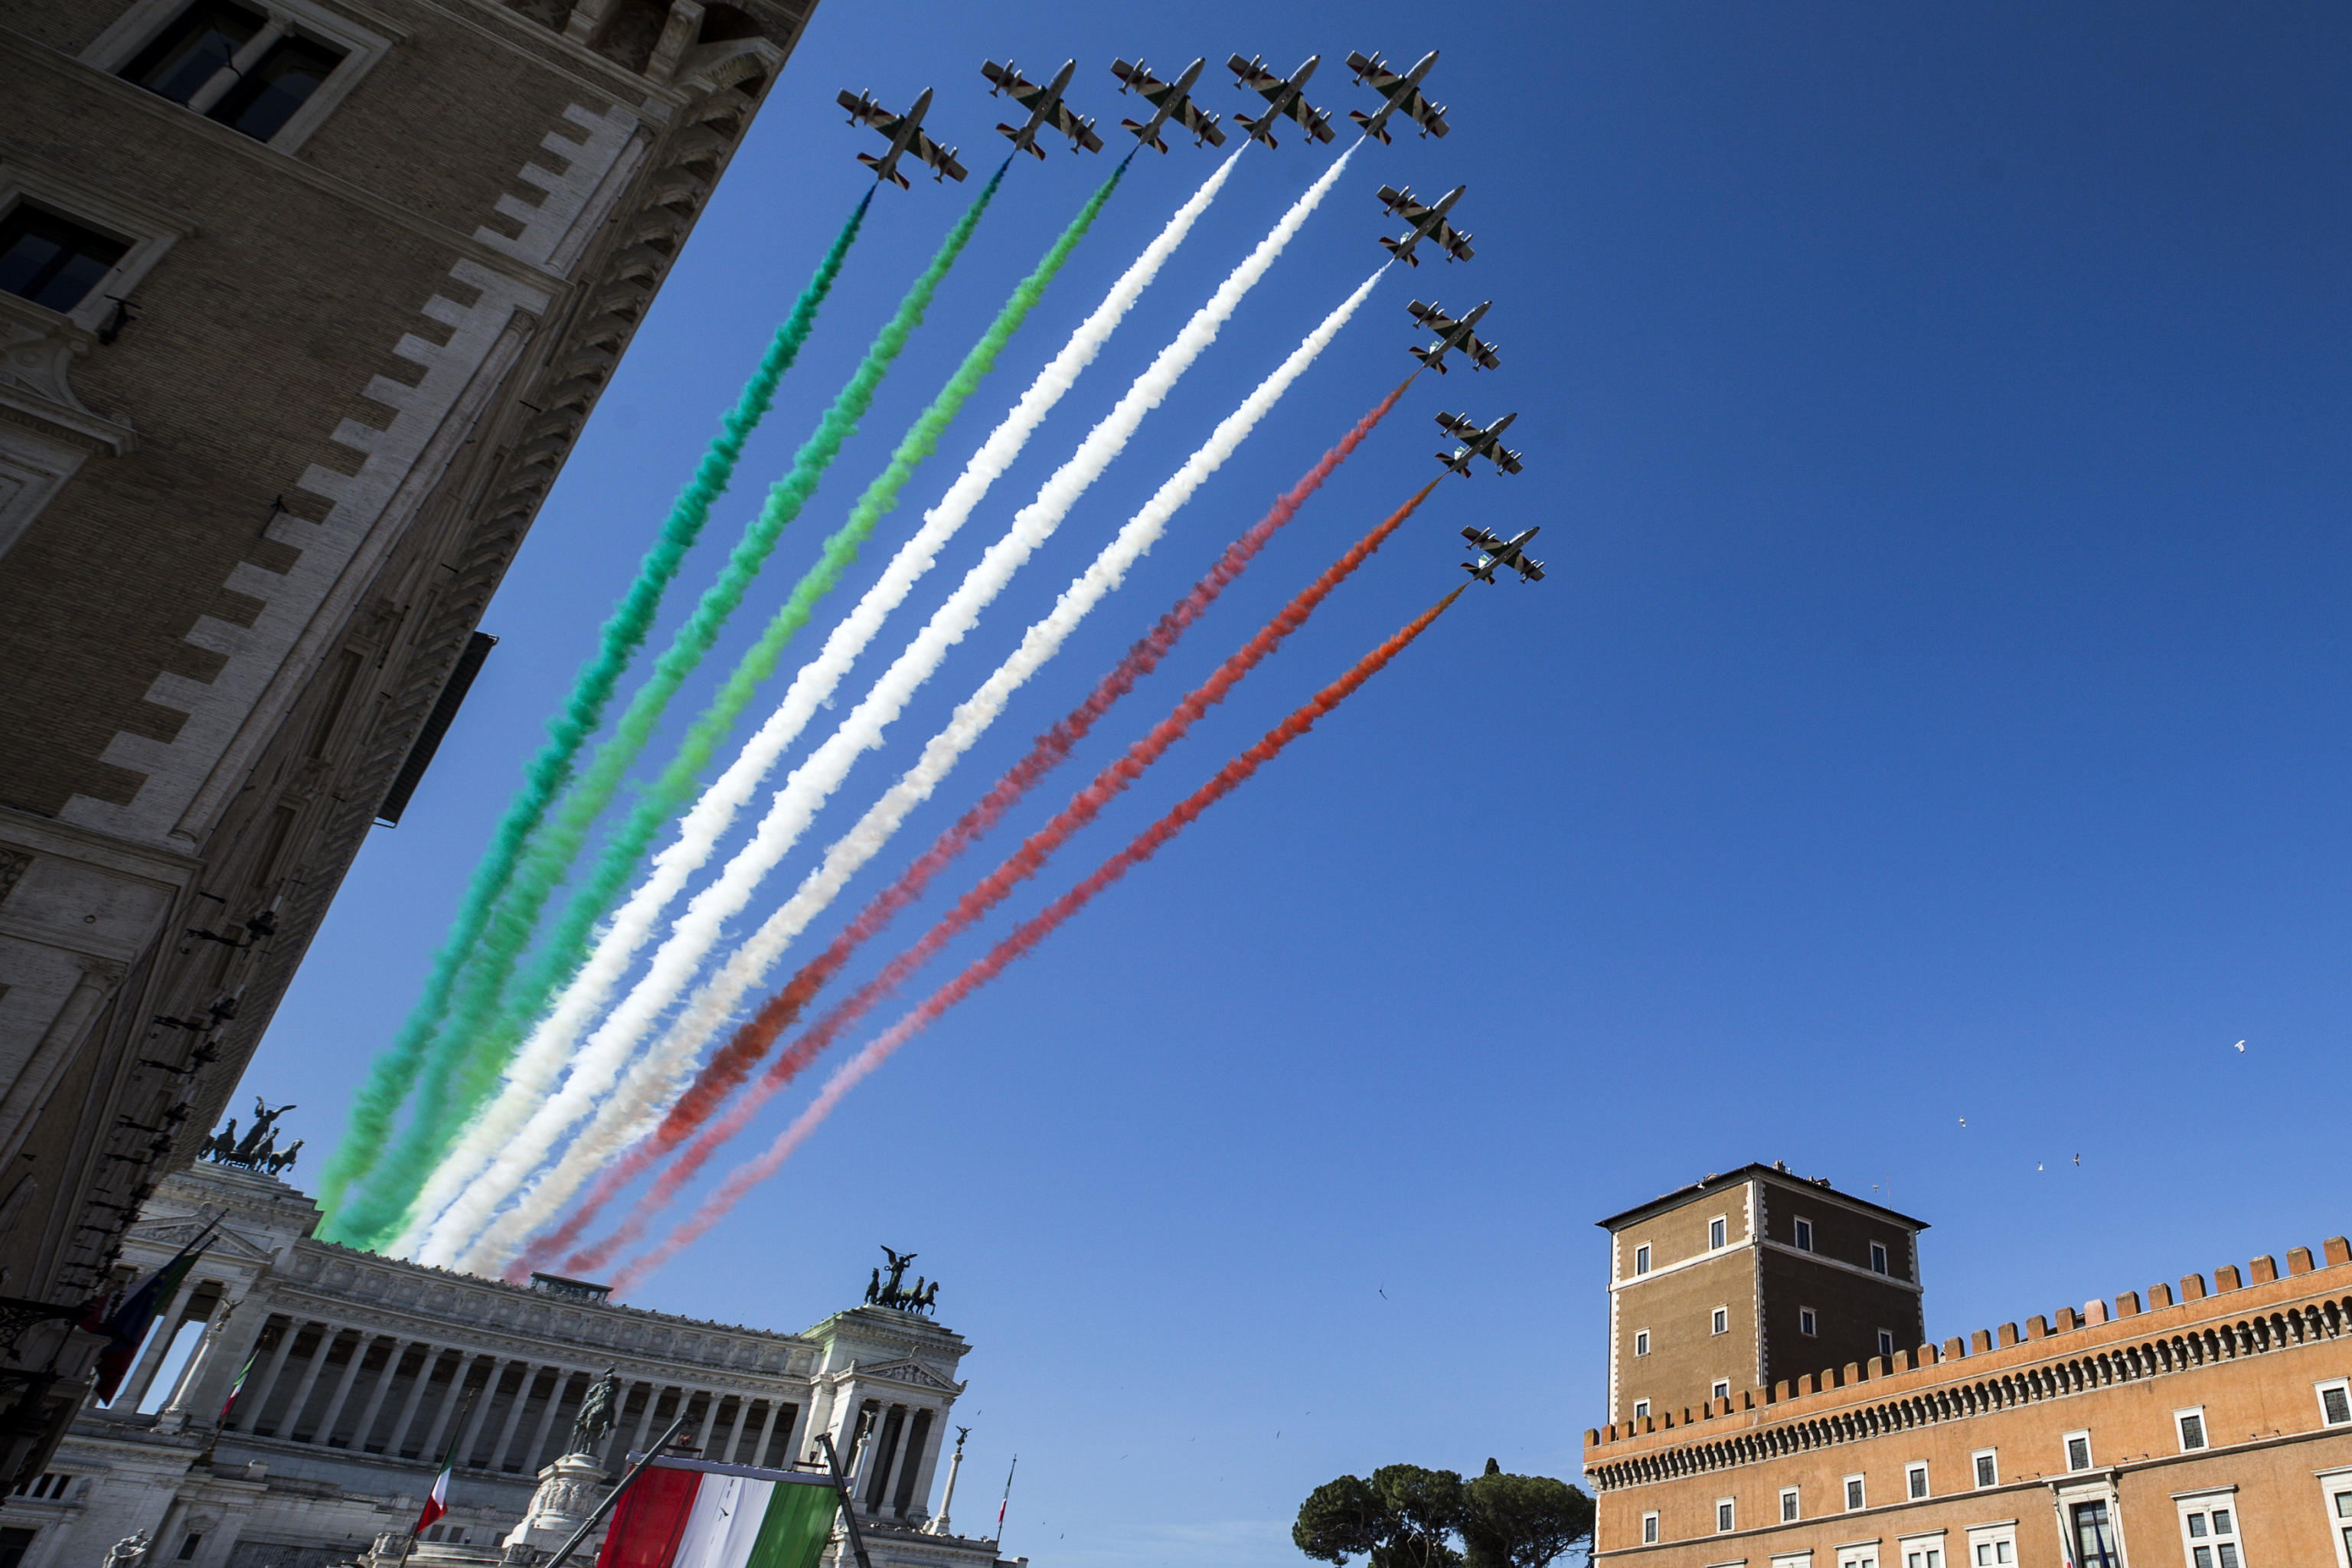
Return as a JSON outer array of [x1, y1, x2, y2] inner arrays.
[[1710, 1215, 1728, 1249], [1641, 1511, 1659, 1545], [1780, 1486, 1800, 1522], [2177, 1496, 2243, 1568], [1966, 1526, 2016, 1566], [1971, 1449, 1998, 1489], [1717, 1498, 1735, 1533], [0, 204, 129, 314], [1870, 1240, 1890, 1274], [1800, 1306, 1818, 1336], [1906, 1462, 1929, 1500], [1712, 1379, 1731, 1403], [2175, 1406, 2207, 1452], [1635, 1328, 1649, 1356], [1634, 1243, 1651, 1276], [1845, 1474, 1867, 1511], [2318, 1378, 2351, 1428], [0, 1528, 34, 1568], [1712, 1305, 1728, 1334], [2063, 1430, 2093, 1472], [2321, 1473, 2352, 1566], [1794, 1217, 1814, 1250], [83, 0, 389, 153]]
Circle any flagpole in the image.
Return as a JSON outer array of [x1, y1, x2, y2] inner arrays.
[[815, 1431, 875, 1568], [542, 1410, 691, 1568], [994, 1453, 1018, 1547]]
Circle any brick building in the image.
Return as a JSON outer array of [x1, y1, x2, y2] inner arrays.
[[1586, 1168, 2352, 1567], [0, 0, 815, 1484]]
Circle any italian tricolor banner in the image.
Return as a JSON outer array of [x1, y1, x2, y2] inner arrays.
[[596, 1456, 839, 1568]]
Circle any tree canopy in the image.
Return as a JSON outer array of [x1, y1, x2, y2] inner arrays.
[[1294, 1459, 1593, 1568]]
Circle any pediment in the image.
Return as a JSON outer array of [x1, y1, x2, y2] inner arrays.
[[126, 1216, 276, 1263], [858, 1359, 961, 1393]]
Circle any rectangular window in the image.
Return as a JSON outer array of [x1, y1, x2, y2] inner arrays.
[[1633, 1400, 1649, 1420], [1846, 1475, 1867, 1511], [1713, 1306, 1729, 1335], [1906, 1462, 1929, 1500], [2176, 1408, 2207, 1451], [2179, 1501, 2243, 1568], [1800, 1306, 1818, 1336], [1902, 1547, 1944, 1568], [177, 1536, 201, 1562], [1710, 1216, 1728, 1250], [1970, 1539, 2015, 1566], [1712, 1379, 1731, 1401], [205, 34, 344, 141], [1879, 1329, 1896, 1359], [119, 0, 266, 103], [113, 1, 354, 149], [1971, 1449, 1997, 1489], [1642, 1511, 1659, 1545], [1717, 1499, 1735, 1533], [2069, 1501, 2118, 1568], [1634, 1243, 1651, 1276], [1781, 1487, 1800, 1522], [0, 1529, 37, 1568], [2318, 1379, 2350, 1427], [1795, 1217, 1814, 1251], [2325, 1480, 2352, 1567], [0, 204, 130, 313], [1870, 1241, 1890, 1274], [2064, 1431, 2092, 1472], [1634, 1329, 1650, 1357], [1838, 1546, 1880, 1568]]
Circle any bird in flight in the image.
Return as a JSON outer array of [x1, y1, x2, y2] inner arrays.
[[2233, 1040, 2246, 1052], [2073, 1153, 2081, 1166], [1958, 1116, 1967, 1129]]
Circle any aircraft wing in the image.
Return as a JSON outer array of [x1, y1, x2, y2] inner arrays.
[[1435, 411, 1478, 439], [839, 91, 903, 136], [1407, 299, 1457, 332], [1230, 54, 1289, 96], [983, 61, 1045, 109], [1049, 102, 1106, 152], [1389, 86, 1449, 138], [1520, 560, 1544, 581], [1470, 336, 1501, 371], [1383, 188, 1436, 225], [1462, 525, 1505, 550], [1346, 51, 1406, 93], [1175, 100, 1227, 145], [1498, 450, 1524, 475], [913, 130, 967, 182], [1436, 221, 1474, 262], [1289, 98, 1338, 142], [1112, 59, 1164, 96]]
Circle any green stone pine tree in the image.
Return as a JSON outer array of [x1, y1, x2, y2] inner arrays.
[[1294, 1461, 1592, 1568], [1462, 1459, 1595, 1568]]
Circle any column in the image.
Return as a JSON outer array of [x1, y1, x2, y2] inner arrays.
[[382, 1345, 443, 1457], [515, 1367, 573, 1473], [625, 1381, 662, 1458], [689, 1387, 719, 1455], [175, 1290, 270, 1426], [346, 1339, 413, 1454], [864, 1405, 906, 1512], [311, 1331, 375, 1446], [749, 1401, 782, 1469], [711, 1394, 746, 1465], [898, 1407, 945, 1521], [272, 1323, 337, 1438], [485, 1363, 542, 1471], [456, 1359, 508, 1467], [118, 1276, 207, 1408], [156, 1298, 240, 1427], [234, 1315, 302, 1432], [415, 1352, 485, 1462]]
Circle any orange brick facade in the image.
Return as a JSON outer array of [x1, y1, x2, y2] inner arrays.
[[1587, 1178, 2352, 1568]]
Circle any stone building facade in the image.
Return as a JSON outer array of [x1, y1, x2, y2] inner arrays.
[[0, 0, 815, 1480], [1585, 1168, 2352, 1567], [0, 1162, 1019, 1568]]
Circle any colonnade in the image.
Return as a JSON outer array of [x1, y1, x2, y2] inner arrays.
[[849, 1396, 943, 1521]]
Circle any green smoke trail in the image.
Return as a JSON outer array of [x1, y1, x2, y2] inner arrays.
[[455, 164, 1126, 1129], [328, 167, 1008, 1247], [315, 191, 873, 1227]]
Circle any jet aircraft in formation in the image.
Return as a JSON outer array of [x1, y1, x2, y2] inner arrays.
[[1345, 50, 1449, 142], [1406, 299, 1501, 374], [982, 59, 1106, 157], [1462, 526, 1544, 583], [1228, 54, 1338, 148], [1434, 411, 1521, 477], [1377, 184, 1472, 266], [838, 87, 967, 187], [1111, 57, 1227, 152]]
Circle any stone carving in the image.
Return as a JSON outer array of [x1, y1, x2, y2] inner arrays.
[[867, 1246, 939, 1314], [102, 1534, 150, 1568], [0, 295, 132, 456]]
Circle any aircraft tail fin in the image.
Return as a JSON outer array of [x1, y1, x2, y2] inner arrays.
[[1120, 117, 1170, 153], [1349, 108, 1393, 144], [1409, 346, 1448, 374], [1236, 111, 1277, 147], [855, 152, 911, 189], [1377, 236, 1418, 266]]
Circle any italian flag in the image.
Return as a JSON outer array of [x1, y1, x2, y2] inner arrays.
[[596, 1457, 840, 1568]]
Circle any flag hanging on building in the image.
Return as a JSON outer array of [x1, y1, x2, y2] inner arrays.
[[415, 1397, 470, 1534], [596, 1456, 841, 1568], [217, 1348, 256, 1423], [83, 1220, 217, 1403]]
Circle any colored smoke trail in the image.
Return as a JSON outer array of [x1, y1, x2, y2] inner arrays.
[[331, 169, 1003, 1250], [610, 585, 1468, 1289], [315, 191, 871, 1227], [537, 387, 1421, 1275], [394, 165, 1129, 1261], [451, 149, 1360, 1276], [561, 467, 1436, 1275]]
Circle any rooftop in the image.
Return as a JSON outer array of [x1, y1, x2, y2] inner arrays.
[[1593, 1160, 1932, 1233]]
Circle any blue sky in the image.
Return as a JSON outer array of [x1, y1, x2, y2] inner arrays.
[[251, 3, 2352, 1563]]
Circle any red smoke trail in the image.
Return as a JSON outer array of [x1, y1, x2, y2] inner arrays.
[[608, 585, 1467, 1289], [561, 478, 1443, 1274], [517, 379, 1416, 1277]]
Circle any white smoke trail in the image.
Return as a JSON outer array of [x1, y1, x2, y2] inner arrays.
[[426, 145, 1354, 1272], [461, 257, 1382, 1278], [392, 153, 1242, 1263]]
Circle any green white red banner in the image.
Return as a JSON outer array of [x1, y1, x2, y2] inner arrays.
[[596, 1455, 840, 1568]]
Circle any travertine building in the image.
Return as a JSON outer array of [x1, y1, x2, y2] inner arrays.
[[0, 1162, 1018, 1568], [0, 0, 813, 1478], [1585, 1166, 2352, 1568]]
